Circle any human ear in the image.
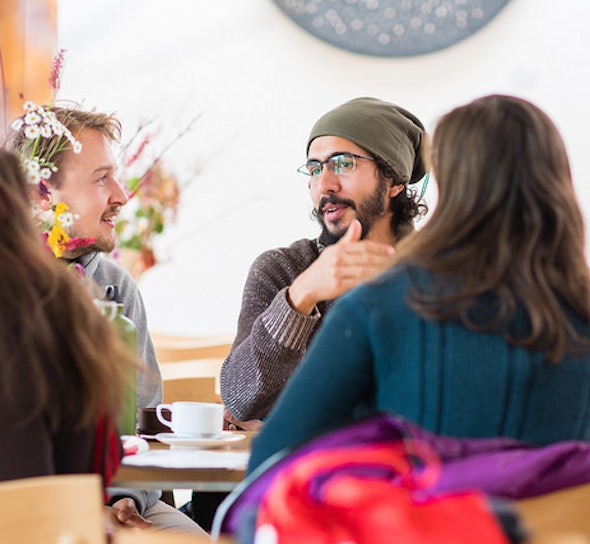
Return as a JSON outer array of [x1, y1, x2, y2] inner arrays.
[[33, 181, 53, 211], [389, 183, 405, 198]]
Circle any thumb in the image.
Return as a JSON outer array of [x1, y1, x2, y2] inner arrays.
[[339, 219, 362, 243]]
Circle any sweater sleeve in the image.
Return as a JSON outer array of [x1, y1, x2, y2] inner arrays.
[[220, 246, 322, 421], [247, 293, 374, 473], [107, 488, 162, 515]]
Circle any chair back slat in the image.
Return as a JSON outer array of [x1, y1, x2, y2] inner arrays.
[[0, 474, 105, 543]]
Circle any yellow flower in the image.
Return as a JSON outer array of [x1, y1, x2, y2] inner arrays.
[[53, 202, 70, 220], [47, 203, 72, 258], [47, 225, 69, 258]]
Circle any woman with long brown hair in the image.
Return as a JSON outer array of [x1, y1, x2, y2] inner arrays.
[[249, 94, 590, 472], [0, 148, 135, 486]]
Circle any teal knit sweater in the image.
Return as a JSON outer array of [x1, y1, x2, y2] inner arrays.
[[248, 265, 590, 472]]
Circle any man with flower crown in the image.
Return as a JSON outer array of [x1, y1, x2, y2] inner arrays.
[[6, 101, 208, 536]]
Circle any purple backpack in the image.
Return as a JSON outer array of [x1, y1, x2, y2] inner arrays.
[[212, 413, 590, 539]]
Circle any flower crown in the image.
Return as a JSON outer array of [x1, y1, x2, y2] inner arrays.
[[10, 101, 95, 258]]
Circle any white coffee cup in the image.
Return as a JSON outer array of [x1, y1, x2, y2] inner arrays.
[[156, 401, 224, 437]]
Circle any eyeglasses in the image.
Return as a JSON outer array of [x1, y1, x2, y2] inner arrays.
[[297, 153, 375, 178]]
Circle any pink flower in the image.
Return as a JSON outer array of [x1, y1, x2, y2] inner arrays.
[[65, 237, 96, 250], [124, 135, 152, 167], [49, 48, 67, 94]]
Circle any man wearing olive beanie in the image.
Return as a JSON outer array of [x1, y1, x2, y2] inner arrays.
[[221, 97, 428, 427]]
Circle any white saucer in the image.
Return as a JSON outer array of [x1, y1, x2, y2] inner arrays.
[[155, 431, 246, 450]]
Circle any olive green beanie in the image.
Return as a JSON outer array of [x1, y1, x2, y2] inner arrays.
[[306, 97, 427, 184]]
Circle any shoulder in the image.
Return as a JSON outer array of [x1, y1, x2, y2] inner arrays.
[[82, 253, 140, 296], [364, 263, 419, 295], [250, 238, 320, 275], [257, 238, 320, 262], [340, 264, 421, 313]]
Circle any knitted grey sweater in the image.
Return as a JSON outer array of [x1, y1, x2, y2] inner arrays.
[[77, 252, 163, 514], [220, 238, 334, 421], [78, 252, 162, 409]]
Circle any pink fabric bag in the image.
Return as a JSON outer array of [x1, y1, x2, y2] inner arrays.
[[255, 441, 508, 544]]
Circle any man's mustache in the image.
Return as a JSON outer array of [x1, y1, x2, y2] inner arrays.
[[317, 194, 356, 215]]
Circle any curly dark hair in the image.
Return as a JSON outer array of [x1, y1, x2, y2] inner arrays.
[[373, 156, 428, 241]]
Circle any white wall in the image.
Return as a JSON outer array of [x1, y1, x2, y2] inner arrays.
[[56, 0, 590, 336]]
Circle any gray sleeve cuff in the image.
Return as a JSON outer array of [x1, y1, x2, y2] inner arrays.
[[261, 287, 321, 352], [107, 488, 162, 514]]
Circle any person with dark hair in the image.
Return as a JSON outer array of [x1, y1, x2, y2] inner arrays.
[[221, 97, 428, 427], [248, 94, 590, 473], [0, 147, 133, 517]]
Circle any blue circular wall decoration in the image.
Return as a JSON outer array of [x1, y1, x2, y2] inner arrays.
[[272, 0, 512, 57]]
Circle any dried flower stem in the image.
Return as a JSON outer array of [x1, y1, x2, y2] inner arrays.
[[125, 113, 201, 199], [48, 48, 66, 99], [117, 118, 155, 161], [157, 113, 202, 160], [124, 134, 151, 167]]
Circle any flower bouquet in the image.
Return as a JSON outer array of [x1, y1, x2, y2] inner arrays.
[[113, 117, 197, 277]]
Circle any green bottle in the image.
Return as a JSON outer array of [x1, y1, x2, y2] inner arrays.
[[97, 299, 138, 436]]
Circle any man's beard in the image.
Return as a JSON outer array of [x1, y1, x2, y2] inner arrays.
[[312, 178, 390, 246], [62, 206, 120, 258]]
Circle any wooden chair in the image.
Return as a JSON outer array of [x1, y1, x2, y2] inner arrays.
[[115, 527, 233, 543], [0, 473, 106, 543], [153, 333, 233, 404], [516, 482, 590, 543], [152, 334, 232, 507], [163, 376, 219, 404], [529, 536, 589, 544], [151, 333, 233, 364]]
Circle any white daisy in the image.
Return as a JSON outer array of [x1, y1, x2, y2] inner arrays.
[[26, 169, 40, 184], [24, 112, 42, 125], [25, 158, 40, 172], [57, 212, 75, 227], [10, 118, 24, 131], [24, 125, 41, 139], [40, 124, 52, 138], [45, 111, 58, 123]]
